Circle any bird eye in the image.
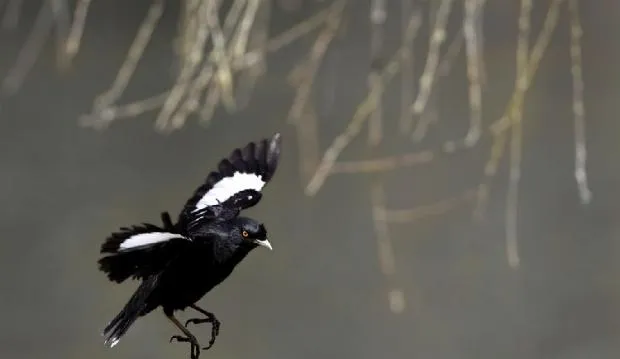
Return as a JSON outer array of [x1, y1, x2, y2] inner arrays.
[[242, 230, 249, 238]]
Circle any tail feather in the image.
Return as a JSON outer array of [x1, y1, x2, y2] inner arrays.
[[103, 309, 135, 348], [98, 218, 188, 284], [98, 253, 141, 283], [103, 274, 161, 347]]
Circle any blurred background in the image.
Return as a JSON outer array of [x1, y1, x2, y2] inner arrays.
[[1, 0, 619, 358]]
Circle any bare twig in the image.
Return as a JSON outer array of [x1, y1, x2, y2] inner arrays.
[[295, 106, 321, 184], [79, 92, 170, 129], [155, 0, 209, 131], [175, 0, 250, 128], [381, 189, 477, 223], [331, 151, 434, 174], [412, 29, 463, 144], [50, 0, 70, 69], [2, 1, 55, 96], [568, 0, 591, 204], [203, 0, 236, 112], [91, 0, 165, 113], [399, 0, 418, 133], [63, 0, 93, 66], [287, 0, 346, 124], [504, 0, 533, 270], [410, 0, 454, 119], [304, 12, 422, 196], [436, 31, 464, 78], [371, 182, 405, 314], [266, 2, 342, 52], [476, 0, 565, 228], [367, 0, 386, 145], [80, 0, 351, 131], [461, 0, 484, 148], [229, 0, 271, 111]]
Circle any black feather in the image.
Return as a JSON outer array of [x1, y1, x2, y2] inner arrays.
[[177, 133, 282, 227], [99, 222, 189, 283], [100, 223, 165, 254], [103, 273, 162, 347]]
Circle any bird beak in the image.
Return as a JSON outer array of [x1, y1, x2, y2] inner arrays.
[[254, 239, 273, 251]]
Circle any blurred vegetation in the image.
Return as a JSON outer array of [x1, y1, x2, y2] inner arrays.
[[1, 1, 618, 359]]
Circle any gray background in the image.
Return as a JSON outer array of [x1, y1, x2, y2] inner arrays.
[[1, 1, 619, 359]]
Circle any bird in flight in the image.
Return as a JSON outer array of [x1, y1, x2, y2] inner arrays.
[[97, 133, 282, 359]]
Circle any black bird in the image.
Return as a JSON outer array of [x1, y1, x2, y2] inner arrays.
[[98, 133, 282, 359]]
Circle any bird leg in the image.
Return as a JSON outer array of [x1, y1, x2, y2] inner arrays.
[[167, 313, 201, 359], [185, 304, 221, 350]]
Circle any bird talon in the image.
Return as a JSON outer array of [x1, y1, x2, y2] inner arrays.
[[203, 331, 218, 350], [212, 320, 221, 336], [184, 317, 218, 327], [170, 335, 190, 343], [170, 334, 201, 359], [191, 344, 201, 359], [181, 317, 220, 350]]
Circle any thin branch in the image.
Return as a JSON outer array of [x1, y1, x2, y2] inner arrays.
[[154, 0, 210, 131], [2, 1, 55, 96], [412, 29, 463, 144], [504, 0, 533, 270], [462, 0, 484, 148], [92, 0, 165, 112], [79, 92, 170, 129], [399, 0, 418, 133], [381, 189, 477, 223], [476, 0, 565, 225], [294, 105, 321, 184], [176, 0, 250, 128], [81, 0, 348, 131], [304, 12, 422, 196], [568, 0, 591, 204], [331, 151, 434, 174], [228, 0, 271, 112], [287, 0, 346, 124], [410, 0, 454, 118], [203, 0, 237, 112], [63, 0, 93, 66], [50, 0, 71, 70], [265, 2, 341, 53], [367, 0, 386, 145], [370, 182, 405, 314]]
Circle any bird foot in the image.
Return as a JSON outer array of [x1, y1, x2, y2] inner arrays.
[[185, 317, 221, 350], [170, 335, 201, 359]]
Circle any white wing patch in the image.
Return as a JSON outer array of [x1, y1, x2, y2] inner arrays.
[[195, 172, 265, 210], [118, 232, 188, 251]]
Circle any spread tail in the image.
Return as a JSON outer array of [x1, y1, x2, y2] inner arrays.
[[102, 274, 161, 347]]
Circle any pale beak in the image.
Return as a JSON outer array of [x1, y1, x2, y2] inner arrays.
[[254, 239, 273, 251]]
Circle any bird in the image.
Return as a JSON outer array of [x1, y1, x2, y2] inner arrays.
[[97, 133, 282, 359]]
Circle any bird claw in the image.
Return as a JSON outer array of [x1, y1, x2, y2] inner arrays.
[[169, 335, 189, 343], [184, 317, 221, 350], [169, 335, 201, 359]]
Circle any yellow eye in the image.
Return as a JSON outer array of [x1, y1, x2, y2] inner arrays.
[[242, 230, 249, 238]]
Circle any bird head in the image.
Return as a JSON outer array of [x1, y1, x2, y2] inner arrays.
[[236, 217, 272, 251]]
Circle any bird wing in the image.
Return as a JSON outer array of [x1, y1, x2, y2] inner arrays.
[[98, 222, 193, 283], [178, 133, 282, 231]]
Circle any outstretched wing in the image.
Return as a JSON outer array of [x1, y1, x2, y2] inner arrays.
[[98, 218, 192, 283], [178, 133, 282, 230]]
